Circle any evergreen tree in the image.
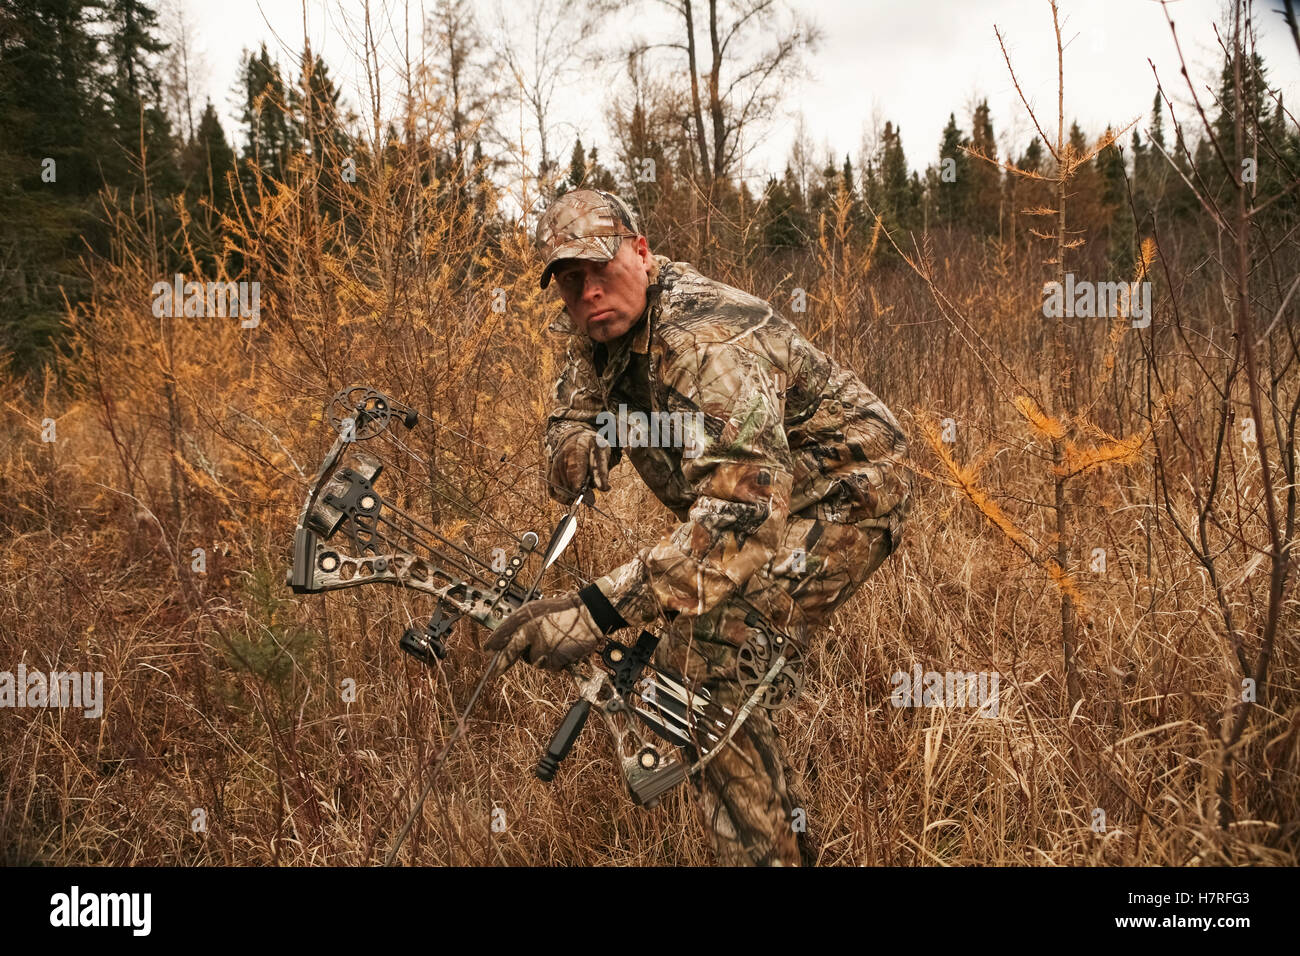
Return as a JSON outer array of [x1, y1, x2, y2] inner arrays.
[[186, 100, 235, 209], [860, 156, 881, 226], [1210, 50, 1297, 225], [291, 47, 351, 167], [0, 0, 109, 365], [289, 45, 353, 228], [879, 121, 916, 234], [1008, 136, 1052, 252], [1130, 127, 1145, 193], [1095, 127, 1135, 270], [968, 100, 1000, 235], [808, 157, 838, 223], [1136, 93, 1171, 222], [424, 0, 501, 204], [180, 100, 236, 273], [761, 164, 808, 250], [586, 145, 617, 191], [1165, 124, 1198, 219], [1149, 92, 1166, 151], [623, 101, 668, 218], [841, 154, 863, 233], [559, 138, 587, 196], [1267, 94, 1300, 214], [935, 112, 970, 225], [101, 0, 180, 199], [239, 44, 297, 184], [1020, 136, 1045, 174], [1212, 49, 1269, 155]]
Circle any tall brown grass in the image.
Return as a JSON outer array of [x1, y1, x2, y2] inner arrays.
[[0, 0, 1295, 865]]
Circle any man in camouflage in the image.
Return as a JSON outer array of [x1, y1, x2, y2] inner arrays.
[[487, 188, 911, 866]]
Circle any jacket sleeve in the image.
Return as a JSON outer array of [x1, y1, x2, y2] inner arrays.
[[592, 339, 793, 627], [544, 330, 620, 476]]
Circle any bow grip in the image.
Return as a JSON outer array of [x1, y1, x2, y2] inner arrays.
[[535, 698, 591, 782]]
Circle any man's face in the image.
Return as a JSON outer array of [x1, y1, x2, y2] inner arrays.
[[551, 235, 654, 343]]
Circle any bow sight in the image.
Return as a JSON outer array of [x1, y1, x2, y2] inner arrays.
[[287, 384, 743, 809]]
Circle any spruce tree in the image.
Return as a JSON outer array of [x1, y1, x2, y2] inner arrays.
[[1095, 127, 1134, 271], [761, 164, 808, 250], [879, 121, 915, 234], [0, 0, 111, 364], [181, 100, 236, 273], [936, 112, 970, 226], [240, 44, 296, 184], [560, 138, 587, 195], [968, 100, 1000, 235], [101, 0, 180, 200]]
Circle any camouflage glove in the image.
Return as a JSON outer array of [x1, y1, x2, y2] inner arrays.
[[485, 586, 627, 679], [548, 429, 611, 504]]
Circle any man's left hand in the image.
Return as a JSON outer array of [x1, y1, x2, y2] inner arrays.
[[485, 592, 604, 679]]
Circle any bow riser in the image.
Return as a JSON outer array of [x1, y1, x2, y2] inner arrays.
[[289, 529, 521, 628]]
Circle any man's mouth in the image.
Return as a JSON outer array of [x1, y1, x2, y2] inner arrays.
[[589, 310, 613, 323]]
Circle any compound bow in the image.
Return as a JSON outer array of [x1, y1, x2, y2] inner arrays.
[[287, 385, 804, 860]]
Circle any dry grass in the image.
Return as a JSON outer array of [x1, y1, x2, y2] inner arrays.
[[1, 225, 1293, 864], [0, 2, 1295, 865]]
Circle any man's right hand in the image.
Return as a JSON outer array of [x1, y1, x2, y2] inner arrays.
[[548, 429, 612, 504]]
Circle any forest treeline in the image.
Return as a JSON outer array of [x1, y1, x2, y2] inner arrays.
[[3, 0, 1298, 372]]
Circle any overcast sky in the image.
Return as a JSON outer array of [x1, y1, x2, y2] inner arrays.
[[171, 0, 1300, 198]]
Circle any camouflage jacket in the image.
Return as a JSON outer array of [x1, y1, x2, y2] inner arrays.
[[545, 255, 910, 629]]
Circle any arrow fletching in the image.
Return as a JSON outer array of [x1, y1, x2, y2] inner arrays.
[[541, 513, 578, 571]]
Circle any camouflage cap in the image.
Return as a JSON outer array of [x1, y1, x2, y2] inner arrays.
[[536, 188, 641, 289]]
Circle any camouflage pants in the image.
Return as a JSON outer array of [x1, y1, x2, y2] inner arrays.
[[655, 516, 897, 866]]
